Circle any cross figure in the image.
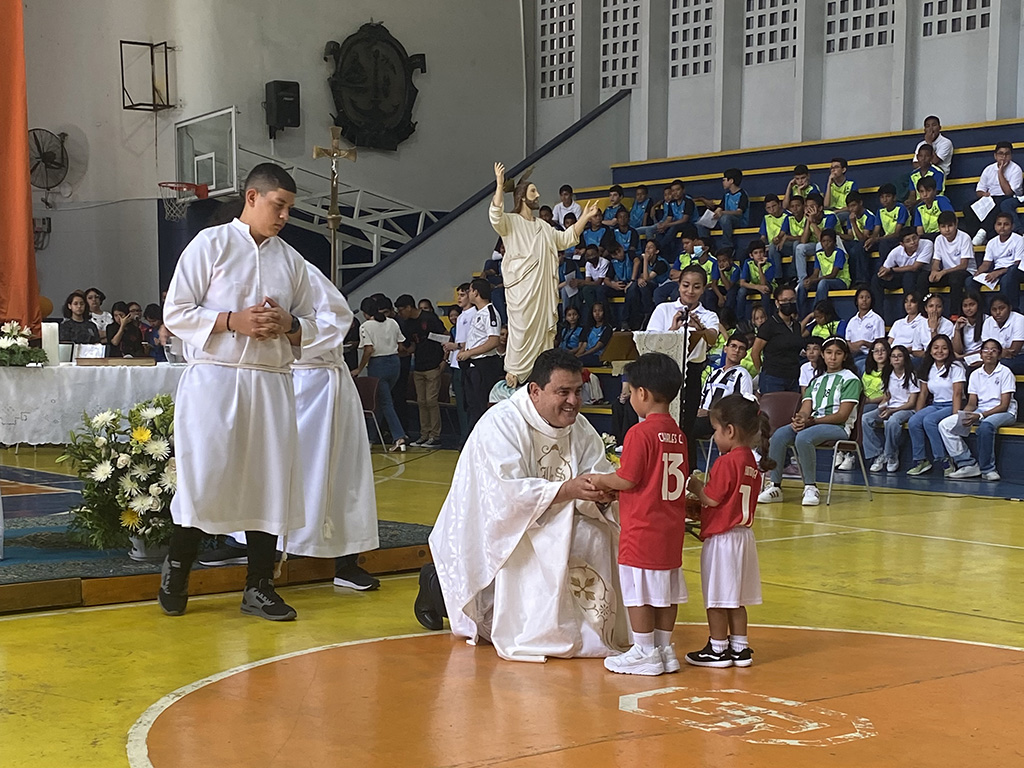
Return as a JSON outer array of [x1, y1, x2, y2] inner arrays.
[[313, 126, 356, 283]]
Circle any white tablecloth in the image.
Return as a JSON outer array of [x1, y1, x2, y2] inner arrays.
[[0, 363, 187, 445]]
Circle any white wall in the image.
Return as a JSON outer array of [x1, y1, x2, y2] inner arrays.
[[739, 62, 798, 149], [910, 30, 991, 128], [822, 49, 894, 139], [666, 76, 716, 158]]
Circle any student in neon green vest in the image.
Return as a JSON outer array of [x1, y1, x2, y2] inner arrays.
[[798, 228, 849, 315], [780, 195, 808, 283], [906, 143, 946, 206], [782, 164, 820, 212], [824, 157, 857, 227], [913, 176, 954, 240], [875, 183, 911, 261], [839, 191, 881, 284], [760, 194, 790, 278]]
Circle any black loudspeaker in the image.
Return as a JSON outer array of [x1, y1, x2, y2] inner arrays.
[[266, 80, 300, 138]]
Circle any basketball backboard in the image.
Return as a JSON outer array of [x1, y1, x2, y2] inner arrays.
[[174, 107, 237, 197]]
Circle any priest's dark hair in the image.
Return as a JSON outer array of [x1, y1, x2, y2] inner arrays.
[[623, 353, 682, 404], [244, 162, 297, 195], [529, 348, 584, 389]]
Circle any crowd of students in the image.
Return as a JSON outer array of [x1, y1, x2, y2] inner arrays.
[[57, 287, 167, 360]]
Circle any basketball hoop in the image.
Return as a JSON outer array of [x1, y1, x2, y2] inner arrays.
[[158, 181, 209, 221]]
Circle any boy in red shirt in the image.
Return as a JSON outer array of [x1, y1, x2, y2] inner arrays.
[[685, 394, 771, 667], [587, 353, 688, 676]]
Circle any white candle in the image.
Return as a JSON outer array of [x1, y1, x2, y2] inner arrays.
[[41, 322, 59, 366]]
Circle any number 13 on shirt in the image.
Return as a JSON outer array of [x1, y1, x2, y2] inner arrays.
[[662, 453, 686, 501]]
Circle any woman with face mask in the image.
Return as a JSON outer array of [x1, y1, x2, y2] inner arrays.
[[750, 285, 804, 393]]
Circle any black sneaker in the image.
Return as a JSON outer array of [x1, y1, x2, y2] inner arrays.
[[333, 558, 381, 591], [414, 563, 445, 631], [157, 556, 191, 616], [730, 646, 753, 667], [197, 544, 248, 567], [684, 639, 734, 668], [241, 579, 297, 621]]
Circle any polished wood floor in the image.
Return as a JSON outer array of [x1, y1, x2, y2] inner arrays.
[[3, 447, 1024, 766]]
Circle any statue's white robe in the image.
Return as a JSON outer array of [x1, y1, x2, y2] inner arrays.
[[489, 201, 580, 382], [429, 387, 629, 662], [164, 218, 316, 536]]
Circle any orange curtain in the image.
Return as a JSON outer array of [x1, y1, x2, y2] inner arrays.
[[0, 0, 40, 331]]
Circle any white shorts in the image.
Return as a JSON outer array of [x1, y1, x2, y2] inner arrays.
[[700, 527, 762, 609], [618, 565, 688, 608]]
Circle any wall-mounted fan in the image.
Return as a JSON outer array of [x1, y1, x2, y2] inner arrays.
[[28, 128, 69, 207]]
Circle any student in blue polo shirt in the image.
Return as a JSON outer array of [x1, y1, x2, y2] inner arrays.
[[760, 194, 790, 276], [783, 164, 820, 212], [654, 179, 696, 257], [798, 228, 849, 315], [629, 184, 653, 230], [580, 210, 612, 251], [913, 176, 954, 240], [840, 191, 882, 284], [695, 168, 749, 250], [779, 195, 808, 283], [603, 242, 641, 329], [906, 143, 946, 206], [875, 183, 911, 261], [737, 240, 777, 321], [824, 157, 858, 225], [602, 184, 627, 225], [795, 193, 840, 285], [601, 207, 641, 260]]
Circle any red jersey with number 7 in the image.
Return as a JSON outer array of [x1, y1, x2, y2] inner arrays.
[[699, 446, 759, 540], [615, 412, 689, 569]]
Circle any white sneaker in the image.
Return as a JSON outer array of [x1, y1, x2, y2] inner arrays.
[[973, 229, 988, 246], [757, 481, 783, 504], [660, 644, 681, 673], [833, 451, 847, 468], [982, 470, 1001, 481], [604, 644, 665, 676], [869, 456, 886, 473], [949, 463, 981, 479], [802, 485, 820, 506], [886, 457, 899, 473], [838, 453, 856, 471]]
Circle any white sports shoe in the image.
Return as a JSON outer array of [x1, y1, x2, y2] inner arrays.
[[802, 485, 820, 506], [838, 453, 856, 471], [869, 456, 886, 473], [972, 229, 988, 246], [886, 457, 899, 473], [660, 644, 681, 673], [982, 470, 1001, 481], [833, 451, 847, 468], [757, 481, 783, 504], [949, 463, 981, 479], [604, 644, 665, 676]]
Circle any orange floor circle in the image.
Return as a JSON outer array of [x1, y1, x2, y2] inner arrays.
[[142, 627, 1024, 767]]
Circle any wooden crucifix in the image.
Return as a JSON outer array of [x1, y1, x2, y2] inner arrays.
[[312, 125, 357, 285]]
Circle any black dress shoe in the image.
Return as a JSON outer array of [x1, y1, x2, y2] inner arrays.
[[414, 563, 445, 631]]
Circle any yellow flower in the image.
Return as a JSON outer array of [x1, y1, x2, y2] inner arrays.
[[120, 509, 143, 530], [131, 426, 152, 443]]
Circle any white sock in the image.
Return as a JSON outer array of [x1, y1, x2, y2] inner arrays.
[[710, 637, 729, 654], [654, 629, 673, 648], [633, 631, 655, 652], [730, 634, 748, 652]]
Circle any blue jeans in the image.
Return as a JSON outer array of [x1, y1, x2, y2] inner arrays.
[[862, 406, 913, 461], [759, 372, 800, 394], [697, 213, 743, 249], [794, 242, 817, 282], [940, 410, 1017, 473], [907, 402, 952, 463], [653, 280, 678, 305], [844, 239, 874, 285], [366, 355, 406, 441], [798, 278, 847, 315], [768, 240, 793, 281], [769, 423, 850, 486]]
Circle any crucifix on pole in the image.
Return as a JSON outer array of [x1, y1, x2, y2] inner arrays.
[[312, 125, 356, 285]]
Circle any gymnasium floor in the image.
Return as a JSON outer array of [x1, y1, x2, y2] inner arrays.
[[2, 447, 1024, 766]]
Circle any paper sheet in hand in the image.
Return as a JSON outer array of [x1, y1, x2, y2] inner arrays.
[[971, 196, 996, 221], [428, 332, 451, 344], [696, 209, 720, 229], [973, 272, 1001, 287], [951, 411, 974, 438]]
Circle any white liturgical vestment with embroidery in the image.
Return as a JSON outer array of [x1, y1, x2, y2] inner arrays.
[[429, 387, 630, 662]]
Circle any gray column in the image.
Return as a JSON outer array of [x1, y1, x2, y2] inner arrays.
[[712, 0, 744, 152], [793, 0, 825, 142], [576, 0, 602, 118], [522, 0, 539, 154], [987, 0, 1021, 121], [635, 0, 670, 160], [889, 0, 914, 131]]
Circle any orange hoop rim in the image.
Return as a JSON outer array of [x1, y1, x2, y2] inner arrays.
[[158, 181, 209, 199]]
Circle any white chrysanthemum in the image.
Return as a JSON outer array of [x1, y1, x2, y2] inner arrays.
[[159, 463, 177, 493], [89, 460, 114, 482], [91, 410, 117, 429], [119, 475, 140, 496], [116, 453, 131, 469], [0, 337, 15, 349], [14, 336, 29, 348], [130, 461, 155, 480], [129, 494, 156, 514], [143, 438, 170, 460], [20, 325, 31, 337], [94, 436, 107, 448], [148, 483, 163, 497], [1, 320, 18, 335], [139, 406, 163, 421]]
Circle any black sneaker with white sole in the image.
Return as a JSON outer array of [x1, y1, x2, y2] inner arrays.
[[684, 639, 734, 668], [730, 646, 753, 667], [197, 544, 248, 567], [240, 579, 297, 621], [333, 556, 381, 591], [157, 556, 191, 616]]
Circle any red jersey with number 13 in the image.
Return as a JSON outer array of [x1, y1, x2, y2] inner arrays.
[[615, 412, 688, 569], [700, 446, 759, 540]]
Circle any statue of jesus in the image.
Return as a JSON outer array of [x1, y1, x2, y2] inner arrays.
[[489, 162, 598, 388]]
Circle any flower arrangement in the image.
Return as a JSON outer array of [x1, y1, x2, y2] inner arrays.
[[0, 320, 47, 366], [600, 432, 620, 467], [57, 394, 175, 549]]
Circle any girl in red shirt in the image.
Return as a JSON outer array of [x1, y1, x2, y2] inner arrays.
[[685, 394, 773, 668], [587, 353, 688, 676]]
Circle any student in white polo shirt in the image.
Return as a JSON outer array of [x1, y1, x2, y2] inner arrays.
[[923, 211, 976, 315], [874, 227, 932, 314], [888, 291, 928, 357], [646, 264, 726, 471], [845, 285, 886, 372], [443, 282, 477, 444], [961, 141, 1024, 246], [939, 338, 1018, 480], [975, 212, 1024, 306], [457, 279, 503, 431], [980, 294, 1024, 374]]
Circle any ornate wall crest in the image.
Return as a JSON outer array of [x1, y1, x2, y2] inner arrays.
[[323, 23, 426, 151]]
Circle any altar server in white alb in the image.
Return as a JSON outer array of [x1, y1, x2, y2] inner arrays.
[[159, 163, 317, 621], [290, 263, 380, 589], [414, 349, 630, 662]]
